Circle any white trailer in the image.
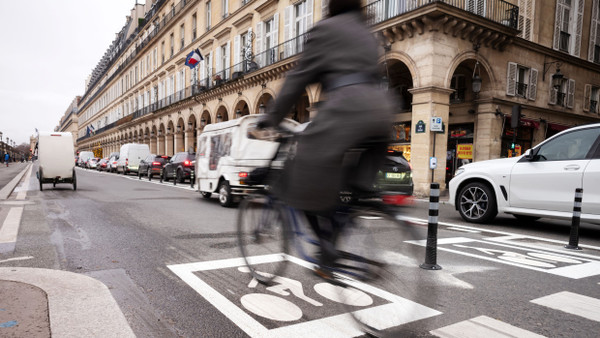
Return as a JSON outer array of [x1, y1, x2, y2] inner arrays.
[[36, 132, 76, 190]]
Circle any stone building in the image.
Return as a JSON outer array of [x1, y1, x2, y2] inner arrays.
[[55, 96, 81, 147], [75, 0, 600, 195]]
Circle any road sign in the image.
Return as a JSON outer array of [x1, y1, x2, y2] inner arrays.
[[430, 117, 443, 132], [416, 120, 426, 133]]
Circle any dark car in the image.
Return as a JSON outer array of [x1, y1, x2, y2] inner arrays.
[[162, 152, 195, 183], [138, 154, 170, 179], [340, 150, 413, 205]]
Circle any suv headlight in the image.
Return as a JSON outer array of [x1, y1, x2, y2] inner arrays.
[[454, 167, 465, 177]]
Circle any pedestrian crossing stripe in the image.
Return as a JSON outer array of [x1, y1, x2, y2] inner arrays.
[[430, 315, 547, 338], [531, 291, 600, 322]]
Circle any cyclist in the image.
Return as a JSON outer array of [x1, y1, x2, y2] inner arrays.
[[257, 0, 395, 278], [4, 153, 9, 167]]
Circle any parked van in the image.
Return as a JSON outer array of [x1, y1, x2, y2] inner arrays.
[[77, 151, 94, 167], [116, 143, 150, 175], [196, 115, 299, 207], [37, 132, 76, 190]]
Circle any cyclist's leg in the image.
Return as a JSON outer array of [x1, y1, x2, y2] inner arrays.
[[237, 195, 290, 285]]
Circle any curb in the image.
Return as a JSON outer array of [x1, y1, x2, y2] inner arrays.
[[0, 163, 32, 200], [0, 267, 135, 337]]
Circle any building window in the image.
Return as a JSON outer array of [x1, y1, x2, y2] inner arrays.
[[222, 0, 229, 18], [450, 74, 466, 103], [554, 0, 584, 57], [264, 17, 277, 65], [584, 84, 600, 114], [206, 1, 212, 30], [192, 14, 197, 40], [170, 33, 174, 57], [549, 78, 575, 108], [180, 24, 185, 50], [589, 0, 600, 63], [161, 42, 165, 63], [506, 62, 538, 101], [466, 0, 486, 16]]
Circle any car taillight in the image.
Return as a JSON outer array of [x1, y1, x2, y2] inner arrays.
[[239, 172, 248, 178], [184, 160, 191, 166], [152, 161, 161, 166]]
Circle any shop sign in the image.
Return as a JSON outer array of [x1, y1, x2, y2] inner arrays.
[[508, 145, 522, 158], [456, 144, 473, 160], [415, 120, 426, 133]]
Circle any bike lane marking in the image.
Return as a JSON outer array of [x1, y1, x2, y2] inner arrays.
[[168, 254, 441, 337], [531, 291, 600, 322], [406, 237, 600, 279], [430, 315, 547, 338]]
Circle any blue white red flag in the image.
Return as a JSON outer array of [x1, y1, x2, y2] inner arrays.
[[185, 49, 203, 69]]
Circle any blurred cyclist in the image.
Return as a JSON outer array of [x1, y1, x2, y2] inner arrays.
[[258, 0, 394, 277]]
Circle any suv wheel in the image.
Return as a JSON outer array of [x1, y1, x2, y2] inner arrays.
[[218, 181, 233, 207], [457, 182, 497, 223], [176, 169, 184, 183], [162, 169, 169, 182]]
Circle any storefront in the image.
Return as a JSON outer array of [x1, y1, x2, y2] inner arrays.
[[502, 116, 539, 157], [389, 122, 411, 161], [445, 123, 474, 185]]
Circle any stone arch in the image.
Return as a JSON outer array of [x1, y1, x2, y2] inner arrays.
[[200, 110, 212, 128], [386, 59, 415, 113], [186, 114, 198, 153], [233, 98, 251, 118], [380, 51, 420, 88], [445, 51, 496, 94], [215, 105, 229, 123]]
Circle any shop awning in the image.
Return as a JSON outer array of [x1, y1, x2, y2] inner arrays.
[[505, 116, 540, 129], [548, 123, 570, 131]]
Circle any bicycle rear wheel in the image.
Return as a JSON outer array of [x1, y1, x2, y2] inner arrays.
[[333, 207, 427, 337], [237, 195, 290, 285]]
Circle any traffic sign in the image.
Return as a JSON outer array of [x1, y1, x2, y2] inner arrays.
[[430, 117, 443, 132]]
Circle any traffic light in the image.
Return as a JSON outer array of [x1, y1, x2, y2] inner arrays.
[[510, 142, 516, 150], [511, 105, 521, 129]]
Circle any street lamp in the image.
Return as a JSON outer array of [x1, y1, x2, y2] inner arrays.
[[235, 109, 242, 118], [551, 67, 564, 89], [217, 113, 223, 123], [201, 116, 206, 128]]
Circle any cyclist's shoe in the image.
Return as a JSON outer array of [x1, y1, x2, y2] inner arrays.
[[313, 266, 334, 281]]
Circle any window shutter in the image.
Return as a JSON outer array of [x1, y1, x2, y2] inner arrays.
[[216, 47, 222, 75], [584, 84, 592, 112], [528, 68, 538, 101], [208, 51, 213, 76], [225, 41, 231, 79], [200, 59, 206, 82], [234, 34, 241, 72], [306, 0, 314, 30], [567, 79, 575, 108], [506, 62, 517, 96], [573, 0, 584, 57], [255, 21, 263, 54], [181, 69, 186, 91], [284, 6, 293, 57], [549, 87, 557, 105], [553, 3, 562, 50], [589, 0, 599, 62], [273, 13, 279, 54]]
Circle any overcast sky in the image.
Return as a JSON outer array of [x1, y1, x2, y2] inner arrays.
[[0, 0, 141, 146]]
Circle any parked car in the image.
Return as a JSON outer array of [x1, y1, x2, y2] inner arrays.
[[163, 152, 195, 183], [340, 150, 414, 205], [449, 123, 600, 224], [108, 155, 119, 173], [116, 143, 150, 175], [87, 157, 101, 169], [96, 158, 109, 171], [138, 154, 170, 179]]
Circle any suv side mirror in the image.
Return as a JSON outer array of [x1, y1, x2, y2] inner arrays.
[[524, 148, 534, 160]]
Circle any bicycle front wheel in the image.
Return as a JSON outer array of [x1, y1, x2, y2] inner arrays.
[[334, 208, 427, 337], [237, 195, 290, 285]]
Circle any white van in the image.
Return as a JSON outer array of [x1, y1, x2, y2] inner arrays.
[[196, 115, 299, 207], [116, 143, 150, 175], [77, 151, 94, 167], [37, 132, 76, 190]]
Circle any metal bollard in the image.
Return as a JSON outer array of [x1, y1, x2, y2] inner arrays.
[[420, 182, 442, 270], [190, 170, 195, 189], [173, 171, 177, 185], [565, 188, 583, 251], [159, 168, 163, 183]]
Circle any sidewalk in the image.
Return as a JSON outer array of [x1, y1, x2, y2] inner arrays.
[[0, 163, 135, 337]]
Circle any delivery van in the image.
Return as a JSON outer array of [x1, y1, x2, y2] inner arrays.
[[196, 114, 299, 207], [36, 132, 76, 190], [77, 151, 94, 167], [116, 143, 150, 175]]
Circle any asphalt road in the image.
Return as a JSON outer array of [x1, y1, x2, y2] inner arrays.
[[2, 164, 600, 337]]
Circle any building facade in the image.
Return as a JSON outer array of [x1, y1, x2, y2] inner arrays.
[[56, 96, 81, 146], [75, 0, 600, 196]]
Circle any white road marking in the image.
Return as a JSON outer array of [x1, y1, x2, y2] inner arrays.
[[406, 237, 600, 279], [531, 291, 600, 322], [241, 293, 303, 321], [430, 315, 547, 338], [0, 256, 34, 264], [167, 254, 441, 337], [0, 207, 23, 253]]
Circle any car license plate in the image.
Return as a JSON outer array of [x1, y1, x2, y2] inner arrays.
[[385, 172, 404, 179]]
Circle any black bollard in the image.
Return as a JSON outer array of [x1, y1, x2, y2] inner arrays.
[[159, 168, 163, 183], [565, 188, 583, 251], [420, 182, 442, 270], [190, 170, 195, 189]]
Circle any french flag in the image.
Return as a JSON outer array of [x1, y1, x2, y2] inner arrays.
[[185, 49, 203, 69]]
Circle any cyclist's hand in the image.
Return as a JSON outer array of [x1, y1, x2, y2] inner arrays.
[[248, 126, 280, 141]]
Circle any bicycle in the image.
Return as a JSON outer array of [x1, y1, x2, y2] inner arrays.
[[237, 126, 426, 337]]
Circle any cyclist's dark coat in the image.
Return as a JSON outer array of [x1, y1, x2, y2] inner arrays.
[[264, 11, 394, 212]]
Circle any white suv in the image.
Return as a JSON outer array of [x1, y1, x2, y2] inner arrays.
[[449, 123, 600, 224]]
